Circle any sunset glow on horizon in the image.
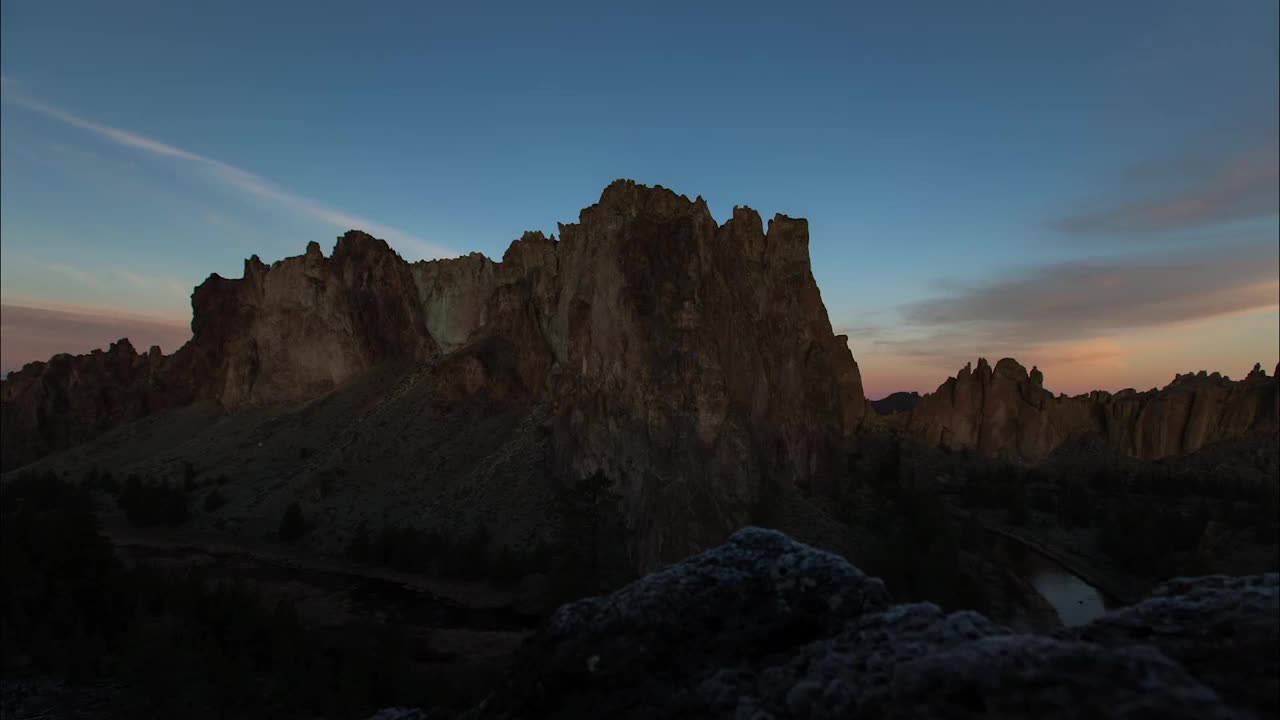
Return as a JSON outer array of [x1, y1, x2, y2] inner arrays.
[[2, 2, 1276, 394]]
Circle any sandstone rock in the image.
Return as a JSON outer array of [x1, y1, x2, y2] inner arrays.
[[907, 358, 1279, 461], [473, 528, 1263, 719]]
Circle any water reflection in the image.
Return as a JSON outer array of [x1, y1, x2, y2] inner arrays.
[[990, 533, 1114, 627]]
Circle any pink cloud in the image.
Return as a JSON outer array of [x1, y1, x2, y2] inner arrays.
[[1059, 140, 1279, 234], [0, 303, 191, 374]]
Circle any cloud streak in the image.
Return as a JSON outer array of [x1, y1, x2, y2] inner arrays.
[[900, 242, 1278, 345], [1057, 139, 1279, 236], [842, 240, 1279, 386], [2, 89, 455, 260], [11, 255, 193, 302]]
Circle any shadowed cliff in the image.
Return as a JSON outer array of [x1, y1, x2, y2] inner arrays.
[[0, 181, 870, 570]]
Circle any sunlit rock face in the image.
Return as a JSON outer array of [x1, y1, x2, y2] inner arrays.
[[474, 528, 1276, 720], [907, 358, 1279, 461]]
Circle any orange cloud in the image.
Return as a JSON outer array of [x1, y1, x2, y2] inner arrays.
[[853, 307, 1279, 399]]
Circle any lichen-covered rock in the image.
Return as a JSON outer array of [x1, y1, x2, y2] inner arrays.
[[476, 529, 1267, 720], [1062, 573, 1280, 718], [481, 528, 890, 719], [907, 358, 1278, 461]]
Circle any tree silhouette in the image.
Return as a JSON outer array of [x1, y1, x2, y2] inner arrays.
[[553, 469, 625, 597], [278, 502, 307, 541]]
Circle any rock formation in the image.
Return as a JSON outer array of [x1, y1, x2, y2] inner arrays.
[[0, 181, 870, 569], [463, 528, 1277, 719], [870, 391, 922, 416], [906, 358, 1279, 461], [0, 339, 189, 472]]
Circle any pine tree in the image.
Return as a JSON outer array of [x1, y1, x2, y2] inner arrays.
[[278, 502, 307, 541], [553, 470, 624, 597]]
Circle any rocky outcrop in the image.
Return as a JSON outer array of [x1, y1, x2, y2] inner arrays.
[[0, 339, 192, 472], [1, 181, 869, 568], [467, 528, 1276, 719], [1061, 574, 1279, 718], [0, 232, 440, 470], [907, 358, 1279, 461], [870, 391, 922, 416], [184, 234, 439, 407]]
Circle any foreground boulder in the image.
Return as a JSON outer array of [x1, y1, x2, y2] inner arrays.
[[1061, 573, 1280, 718], [463, 528, 1276, 719]]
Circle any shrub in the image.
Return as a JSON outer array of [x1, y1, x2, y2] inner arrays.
[[1, 472, 133, 678], [278, 502, 307, 541], [489, 545, 524, 587], [203, 488, 227, 512], [118, 475, 189, 527], [344, 522, 370, 562]]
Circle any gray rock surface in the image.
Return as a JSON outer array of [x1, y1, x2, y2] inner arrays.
[[472, 528, 1274, 719], [1062, 573, 1280, 718]]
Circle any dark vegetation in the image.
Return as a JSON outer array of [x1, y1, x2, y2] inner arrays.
[[849, 439, 991, 614], [278, 501, 308, 541], [830, 433, 1280, 618], [82, 466, 191, 527], [344, 469, 633, 603], [945, 447, 1280, 579], [1, 471, 454, 719], [1, 465, 638, 718], [345, 520, 530, 585]]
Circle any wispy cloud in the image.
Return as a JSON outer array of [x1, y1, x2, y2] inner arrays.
[[10, 255, 194, 303], [2, 87, 455, 260], [111, 267, 191, 299], [1057, 137, 1279, 236], [842, 240, 1279, 388], [900, 242, 1278, 345], [33, 259, 99, 286]]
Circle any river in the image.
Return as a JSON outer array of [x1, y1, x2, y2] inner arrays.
[[985, 531, 1116, 627]]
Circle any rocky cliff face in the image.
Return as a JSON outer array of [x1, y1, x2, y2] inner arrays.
[[907, 359, 1279, 461], [0, 181, 869, 568], [0, 339, 191, 472], [186, 233, 440, 407]]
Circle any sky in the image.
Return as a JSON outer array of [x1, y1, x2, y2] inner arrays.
[[1, 1, 1276, 397]]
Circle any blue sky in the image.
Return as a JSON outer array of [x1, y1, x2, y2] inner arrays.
[[2, 1, 1277, 395]]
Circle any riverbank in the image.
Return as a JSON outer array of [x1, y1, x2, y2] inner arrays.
[[971, 514, 1149, 606]]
